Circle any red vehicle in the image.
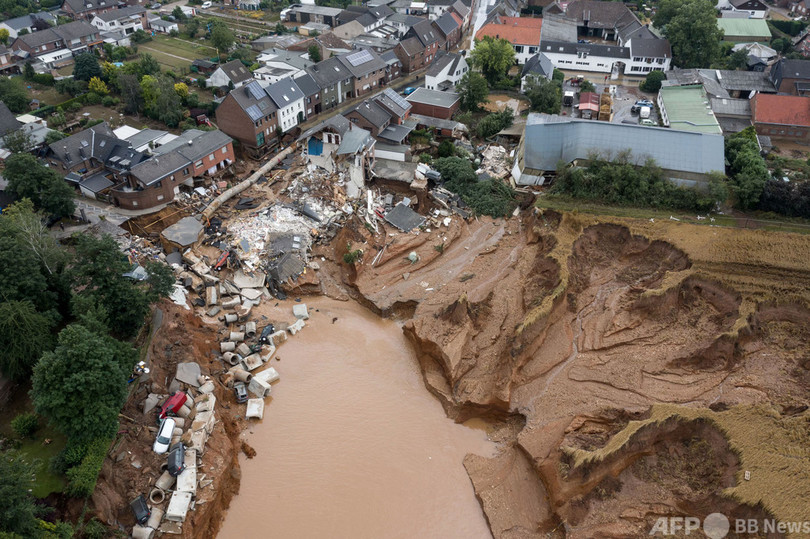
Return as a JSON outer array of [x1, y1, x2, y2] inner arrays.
[[159, 392, 188, 420], [213, 250, 230, 272]]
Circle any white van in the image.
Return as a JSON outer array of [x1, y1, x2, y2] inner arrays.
[[639, 106, 651, 119], [201, 1, 212, 8]]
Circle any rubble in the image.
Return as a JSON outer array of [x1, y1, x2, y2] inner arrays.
[[246, 398, 264, 419], [293, 304, 309, 320]]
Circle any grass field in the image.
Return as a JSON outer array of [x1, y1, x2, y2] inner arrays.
[[138, 35, 219, 72]]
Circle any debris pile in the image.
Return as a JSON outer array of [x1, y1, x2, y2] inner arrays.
[[477, 145, 511, 180]]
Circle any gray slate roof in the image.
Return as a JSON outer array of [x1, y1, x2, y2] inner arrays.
[[63, 0, 115, 14], [306, 56, 352, 87], [48, 123, 124, 165], [450, 0, 470, 18], [94, 5, 145, 22], [129, 151, 191, 185], [293, 73, 320, 98], [1, 12, 57, 31], [265, 78, 305, 108], [630, 37, 671, 59], [336, 126, 373, 154], [175, 130, 233, 163], [433, 12, 460, 37], [54, 20, 99, 43], [349, 99, 392, 128], [230, 80, 277, 120], [386, 13, 424, 27], [540, 40, 630, 59], [409, 19, 440, 47], [0, 102, 22, 138], [407, 87, 460, 107], [539, 13, 577, 42], [398, 36, 424, 56], [337, 48, 387, 78], [521, 113, 725, 176], [522, 52, 553, 78], [710, 97, 752, 117], [565, 0, 638, 30], [217, 60, 253, 85]]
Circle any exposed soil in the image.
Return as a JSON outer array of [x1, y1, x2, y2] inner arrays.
[[331, 208, 810, 538]]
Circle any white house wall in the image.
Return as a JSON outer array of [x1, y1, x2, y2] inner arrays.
[[543, 50, 670, 75]]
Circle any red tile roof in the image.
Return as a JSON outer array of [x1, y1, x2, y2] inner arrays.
[[450, 12, 463, 28], [753, 93, 810, 126], [476, 17, 542, 46], [578, 92, 600, 112]]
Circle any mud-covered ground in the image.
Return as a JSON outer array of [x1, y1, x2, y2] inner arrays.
[[90, 201, 810, 538]]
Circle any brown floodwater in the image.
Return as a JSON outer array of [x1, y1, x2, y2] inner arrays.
[[218, 297, 497, 539]]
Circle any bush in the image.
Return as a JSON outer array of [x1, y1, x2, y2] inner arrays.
[[32, 73, 55, 86], [438, 139, 455, 158], [770, 19, 807, 37], [476, 109, 514, 139], [82, 519, 107, 539], [435, 156, 518, 217], [640, 70, 665, 93], [101, 95, 116, 107], [11, 413, 39, 438], [65, 438, 109, 498], [51, 439, 89, 475], [343, 243, 363, 264], [83, 92, 102, 105], [418, 153, 433, 164]]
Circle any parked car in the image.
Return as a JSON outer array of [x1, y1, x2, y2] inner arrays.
[[201, 1, 212, 8], [167, 442, 186, 477], [403, 87, 417, 95], [130, 495, 151, 525], [234, 382, 248, 404], [153, 417, 176, 454], [258, 324, 276, 344], [635, 99, 654, 107], [639, 118, 656, 126]]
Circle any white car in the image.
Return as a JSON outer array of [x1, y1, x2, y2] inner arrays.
[[201, 1, 212, 8], [153, 417, 176, 454]]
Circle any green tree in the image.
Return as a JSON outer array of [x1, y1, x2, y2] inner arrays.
[[457, 71, 488, 112], [2, 129, 33, 154], [654, 0, 723, 68], [31, 324, 135, 443], [640, 70, 666, 93], [23, 61, 35, 80], [0, 27, 9, 45], [72, 53, 102, 81], [44, 131, 67, 145], [0, 76, 29, 113], [579, 80, 596, 93], [4, 153, 76, 218], [0, 300, 55, 381], [526, 77, 561, 113], [435, 156, 477, 184], [471, 36, 515, 85], [172, 6, 186, 20], [88, 76, 109, 95], [724, 48, 749, 71], [210, 22, 235, 52], [477, 108, 514, 138], [119, 73, 143, 114], [725, 127, 768, 209], [139, 53, 161, 77], [185, 18, 200, 38], [308, 44, 321, 62], [0, 451, 40, 537]]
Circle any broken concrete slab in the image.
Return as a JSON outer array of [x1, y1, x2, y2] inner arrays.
[[288, 319, 306, 335], [206, 306, 221, 317], [233, 270, 265, 289], [246, 398, 264, 419], [255, 367, 280, 385], [260, 343, 276, 362], [293, 303, 309, 320], [236, 343, 251, 356], [143, 393, 160, 414], [248, 377, 271, 398], [175, 362, 201, 388], [189, 430, 208, 454], [241, 353, 263, 371], [162, 217, 203, 250], [158, 521, 183, 534], [241, 288, 262, 301], [132, 524, 155, 539], [175, 466, 197, 495], [195, 394, 216, 413], [270, 330, 287, 346], [165, 491, 193, 522], [198, 380, 215, 394], [385, 202, 426, 232], [237, 303, 253, 321], [221, 297, 241, 309]]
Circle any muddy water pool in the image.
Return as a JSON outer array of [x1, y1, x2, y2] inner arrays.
[[218, 297, 496, 539]]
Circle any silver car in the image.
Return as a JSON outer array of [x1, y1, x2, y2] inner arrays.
[[153, 417, 176, 454]]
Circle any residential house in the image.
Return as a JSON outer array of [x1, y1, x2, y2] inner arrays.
[[333, 20, 367, 40], [0, 111, 56, 159], [375, 87, 412, 125], [385, 13, 424, 37], [251, 33, 305, 52], [732, 42, 777, 70], [716, 18, 771, 42], [91, 6, 148, 35], [192, 59, 218, 74], [432, 12, 462, 51], [512, 113, 725, 187], [149, 18, 178, 34], [794, 32, 810, 58], [46, 123, 137, 178], [540, 40, 671, 77], [656, 85, 722, 134], [294, 73, 321, 117], [286, 32, 352, 62], [395, 37, 428, 72], [0, 45, 16, 75], [305, 56, 354, 110], [403, 19, 440, 62], [710, 96, 753, 134], [298, 115, 350, 168], [717, 0, 769, 18], [520, 52, 553, 92], [265, 78, 306, 132], [425, 52, 468, 90], [207, 60, 253, 89], [215, 80, 279, 157], [349, 33, 402, 54], [335, 125, 376, 195], [62, 0, 120, 21], [769, 58, 810, 95], [406, 87, 460, 118], [0, 102, 22, 139], [449, 0, 471, 31], [114, 130, 235, 210], [284, 5, 343, 26], [751, 93, 810, 141], [345, 99, 393, 137], [790, 0, 810, 16], [113, 126, 178, 153], [254, 48, 313, 83], [381, 50, 403, 83], [427, 0, 456, 21], [0, 12, 58, 39], [338, 5, 393, 33], [337, 48, 388, 98], [564, 0, 638, 40], [11, 21, 101, 60], [476, 16, 542, 64]]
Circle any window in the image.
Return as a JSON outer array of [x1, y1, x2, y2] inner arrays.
[[157, 194, 164, 201], [222, 147, 227, 154], [195, 160, 203, 168], [633, 57, 642, 62], [515, 45, 523, 53], [529, 47, 537, 54], [170, 175, 175, 181], [132, 201, 138, 206], [154, 181, 162, 188]]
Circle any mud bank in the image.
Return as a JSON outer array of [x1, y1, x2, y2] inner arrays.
[[218, 297, 496, 538], [338, 209, 810, 538]]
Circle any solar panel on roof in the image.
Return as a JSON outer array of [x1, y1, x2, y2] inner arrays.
[[246, 81, 266, 101], [347, 49, 373, 66], [245, 104, 263, 121], [383, 88, 410, 111]]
